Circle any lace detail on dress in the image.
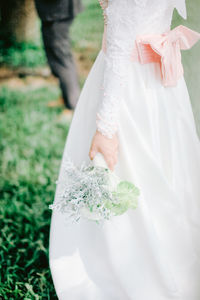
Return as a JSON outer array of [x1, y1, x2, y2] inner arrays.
[[96, 94, 119, 139], [96, 56, 126, 139], [134, 0, 148, 8], [97, 0, 134, 138], [96, 0, 177, 139], [98, 0, 108, 25]]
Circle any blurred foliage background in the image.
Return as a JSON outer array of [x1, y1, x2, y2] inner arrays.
[[0, 0, 200, 299]]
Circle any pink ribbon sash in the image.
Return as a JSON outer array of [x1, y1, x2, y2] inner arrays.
[[134, 25, 200, 87]]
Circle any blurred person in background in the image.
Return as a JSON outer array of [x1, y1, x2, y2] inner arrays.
[[34, 0, 84, 120]]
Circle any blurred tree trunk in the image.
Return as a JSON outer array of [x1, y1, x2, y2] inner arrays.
[[0, 0, 39, 44]]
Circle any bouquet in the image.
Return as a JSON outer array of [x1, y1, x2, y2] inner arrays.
[[49, 153, 140, 223]]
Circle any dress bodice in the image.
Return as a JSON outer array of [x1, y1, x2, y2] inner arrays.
[[100, 0, 186, 54], [96, 0, 187, 139], [105, 1, 174, 57], [106, 0, 186, 34]]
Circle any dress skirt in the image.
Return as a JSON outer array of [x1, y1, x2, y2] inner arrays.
[[49, 49, 200, 300]]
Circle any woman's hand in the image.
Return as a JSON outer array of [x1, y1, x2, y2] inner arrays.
[[89, 130, 119, 171]]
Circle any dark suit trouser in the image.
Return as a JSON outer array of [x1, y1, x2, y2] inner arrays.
[[41, 18, 80, 109]]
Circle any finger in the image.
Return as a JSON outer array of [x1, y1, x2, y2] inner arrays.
[[108, 161, 114, 171], [113, 152, 118, 163], [113, 157, 117, 165], [112, 155, 118, 167], [107, 158, 115, 171], [114, 144, 119, 151], [89, 148, 97, 160]]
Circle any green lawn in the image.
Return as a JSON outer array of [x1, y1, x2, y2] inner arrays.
[[0, 87, 67, 299]]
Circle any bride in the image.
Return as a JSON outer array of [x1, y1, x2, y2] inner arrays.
[[49, 0, 200, 299]]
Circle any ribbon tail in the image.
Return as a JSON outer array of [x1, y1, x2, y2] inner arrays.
[[161, 45, 184, 87], [152, 25, 200, 86], [176, 25, 200, 50]]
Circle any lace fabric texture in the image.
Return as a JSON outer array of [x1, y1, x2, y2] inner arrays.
[[98, 0, 108, 24], [96, 0, 186, 139]]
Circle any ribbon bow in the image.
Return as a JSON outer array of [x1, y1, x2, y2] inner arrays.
[[135, 25, 200, 87]]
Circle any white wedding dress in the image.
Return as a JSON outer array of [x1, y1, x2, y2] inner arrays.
[[49, 0, 200, 299]]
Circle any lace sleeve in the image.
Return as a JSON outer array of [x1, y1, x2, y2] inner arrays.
[[96, 0, 132, 139], [96, 0, 176, 138]]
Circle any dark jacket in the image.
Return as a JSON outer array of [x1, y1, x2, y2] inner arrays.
[[34, 0, 84, 22]]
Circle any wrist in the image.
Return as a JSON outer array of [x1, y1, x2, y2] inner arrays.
[[96, 128, 117, 140]]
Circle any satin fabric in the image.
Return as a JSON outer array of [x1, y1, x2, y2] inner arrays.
[[49, 50, 200, 299], [134, 25, 200, 87]]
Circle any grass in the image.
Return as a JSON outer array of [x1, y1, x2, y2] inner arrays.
[[0, 41, 47, 69], [70, 0, 103, 55], [0, 86, 68, 299]]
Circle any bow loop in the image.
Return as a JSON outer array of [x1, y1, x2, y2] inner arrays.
[[135, 25, 200, 86]]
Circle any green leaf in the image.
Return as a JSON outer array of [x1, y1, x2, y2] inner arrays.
[[106, 180, 140, 216], [116, 181, 140, 196]]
